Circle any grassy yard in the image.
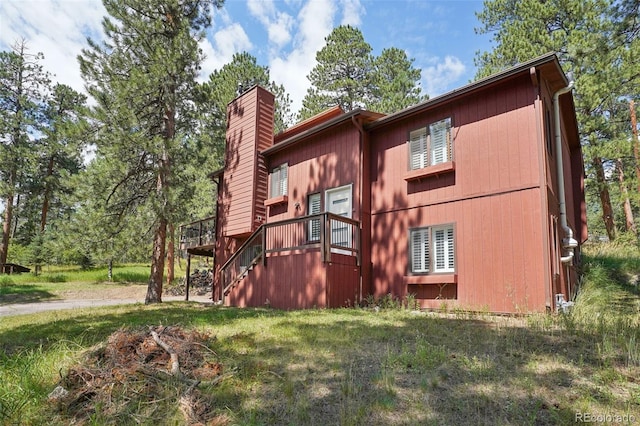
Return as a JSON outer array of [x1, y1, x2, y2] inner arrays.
[[0, 245, 639, 425]]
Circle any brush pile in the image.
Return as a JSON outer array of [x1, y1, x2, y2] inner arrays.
[[49, 326, 231, 424]]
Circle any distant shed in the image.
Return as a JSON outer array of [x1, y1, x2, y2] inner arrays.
[[2, 263, 31, 274]]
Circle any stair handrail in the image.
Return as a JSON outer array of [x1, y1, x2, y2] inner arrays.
[[220, 225, 265, 293]]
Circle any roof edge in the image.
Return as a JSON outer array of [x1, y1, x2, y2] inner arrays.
[[263, 109, 384, 156], [368, 52, 564, 129]]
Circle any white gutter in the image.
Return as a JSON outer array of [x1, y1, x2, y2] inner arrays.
[[553, 81, 579, 263]]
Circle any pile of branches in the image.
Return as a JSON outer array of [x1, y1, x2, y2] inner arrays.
[[49, 326, 232, 424], [168, 269, 213, 296]]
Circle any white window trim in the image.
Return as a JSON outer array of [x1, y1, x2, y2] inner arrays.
[[408, 117, 452, 171], [410, 224, 455, 274], [270, 163, 288, 198]]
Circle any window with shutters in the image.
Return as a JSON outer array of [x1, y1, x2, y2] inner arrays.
[[270, 163, 288, 198], [408, 117, 453, 171], [409, 224, 455, 274], [308, 193, 321, 242]]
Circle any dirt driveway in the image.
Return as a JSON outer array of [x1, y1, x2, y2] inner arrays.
[[0, 285, 212, 317]]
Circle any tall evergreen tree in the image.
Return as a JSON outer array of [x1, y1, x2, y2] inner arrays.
[[0, 40, 50, 270], [38, 85, 87, 231], [369, 47, 426, 114], [299, 26, 424, 120], [78, 0, 222, 303], [28, 84, 88, 273], [299, 25, 374, 120], [195, 51, 293, 168], [475, 0, 639, 241]]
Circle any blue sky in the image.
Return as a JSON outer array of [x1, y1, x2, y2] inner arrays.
[[0, 0, 494, 115]]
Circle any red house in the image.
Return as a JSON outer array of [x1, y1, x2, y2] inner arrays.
[[181, 53, 586, 313]]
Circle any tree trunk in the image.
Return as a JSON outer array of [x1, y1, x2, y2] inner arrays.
[[146, 216, 167, 304], [617, 158, 637, 234], [0, 169, 16, 270], [593, 156, 617, 241], [166, 222, 175, 287], [0, 194, 14, 271], [40, 155, 55, 232], [630, 100, 640, 194], [146, 100, 174, 303], [12, 194, 20, 239]]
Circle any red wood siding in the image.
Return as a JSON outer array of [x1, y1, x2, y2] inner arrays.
[[326, 254, 360, 307], [255, 91, 274, 226], [224, 251, 359, 309], [539, 82, 585, 303], [220, 87, 274, 237], [369, 75, 550, 313], [371, 188, 547, 313], [267, 122, 362, 222], [371, 75, 540, 215]]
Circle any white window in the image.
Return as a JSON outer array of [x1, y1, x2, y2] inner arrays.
[[270, 163, 288, 198], [410, 224, 455, 274], [308, 193, 321, 242], [408, 118, 452, 170]]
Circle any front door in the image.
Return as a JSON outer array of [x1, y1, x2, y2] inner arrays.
[[325, 184, 352, 253]]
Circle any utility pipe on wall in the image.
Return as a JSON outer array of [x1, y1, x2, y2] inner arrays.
[[553, 81, 579, 263]]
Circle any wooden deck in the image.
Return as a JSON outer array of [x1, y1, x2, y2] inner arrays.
[[179, 216, 216, 256], [220, 213, 361, 309]]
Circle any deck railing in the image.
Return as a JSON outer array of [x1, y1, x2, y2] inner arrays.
[[221, 213, 360, 297], [179, 215, 216, 251]]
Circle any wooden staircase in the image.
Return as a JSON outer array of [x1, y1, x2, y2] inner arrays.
[[221, 226, 265, 300]]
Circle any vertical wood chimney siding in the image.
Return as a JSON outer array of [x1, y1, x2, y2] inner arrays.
[[220, 86, 274, 237]]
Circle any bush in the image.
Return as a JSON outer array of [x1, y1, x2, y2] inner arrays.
[[44, 274, 68, 283], [0, 276, 15, 288]]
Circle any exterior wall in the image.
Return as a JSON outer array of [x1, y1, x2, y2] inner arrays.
[[371, 189, 547, 313], [369, 74, 551, 312], [266, 122, 362, 222], [539, 79, 586, 305], [210, 56, 584, 313], [214, 87, 274, 300], [224, 251, 359, 309], [219, 87, 274, 237]]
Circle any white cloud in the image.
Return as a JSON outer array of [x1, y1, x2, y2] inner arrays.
[[0, 0, 106, 94], [421, 55, 466, 97], [247, 0, 293, 49], [269, 0, 338, 114], [199, 23, 252, 81], [340, 0, 364, 26]]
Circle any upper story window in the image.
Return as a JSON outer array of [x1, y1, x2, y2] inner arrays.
[[408, 117, 453, 170], [410, 224, 455, 274], [270, 163, 288, 198]]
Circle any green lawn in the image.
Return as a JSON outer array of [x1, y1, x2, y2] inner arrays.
[[0, 264, 151, 304], [0, 245, 638, 425]]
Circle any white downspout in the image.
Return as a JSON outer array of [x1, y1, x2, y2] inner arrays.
[[553, 81, 578, 263]]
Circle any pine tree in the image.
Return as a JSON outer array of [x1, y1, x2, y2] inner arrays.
[[0, 40, 50, 270], [78, 0, 223, 303], [195, 51, 293, 168], [299, 25, 374, 120], [475, 0, 639, 241], [299, 25, 424, 120], [369, 47, 426, 114], [32, 84, 89, 273]]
